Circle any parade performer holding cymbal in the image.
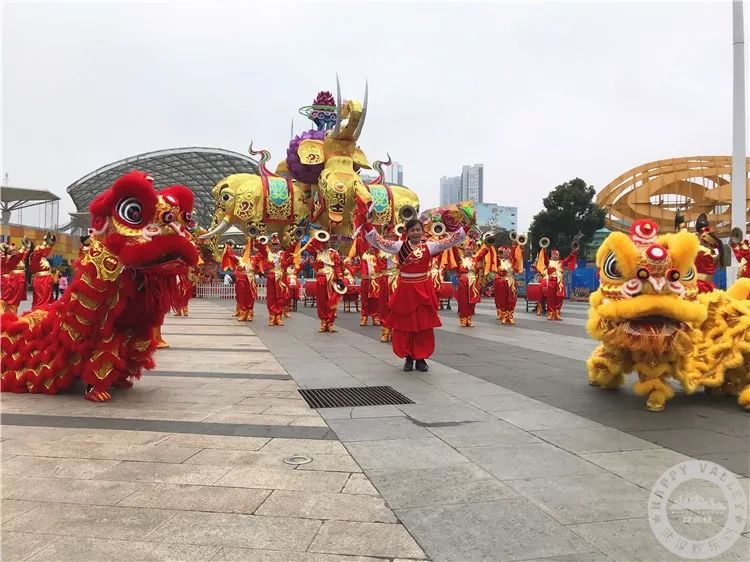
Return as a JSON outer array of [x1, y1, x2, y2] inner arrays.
[[1, 240, 30, 315], [257, 233, 293, 326], [455, 237, 480, 327], [363, 217, 466, 372], [303, 228, 345, 333], [29, 233, 56, 310]]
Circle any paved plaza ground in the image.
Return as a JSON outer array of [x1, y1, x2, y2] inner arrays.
[[1, 296, 749, 561]]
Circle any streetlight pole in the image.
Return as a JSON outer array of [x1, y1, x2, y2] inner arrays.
[[730, 0, 747, 284]]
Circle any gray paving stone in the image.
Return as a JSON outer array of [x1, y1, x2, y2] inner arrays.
[[96, 461, 230, 485], [341, 473, 379, 496], [215, 467, 348, 492], [296, 454, 363, 473], [366, 463, 515, 509], [505, 472, 650, 524], [1, 456, 122, 480], [344, 438, 469, 470], [308, 520, 425, 559], [2, 503, 175, 540], [497, 406, 602, 431], [0, 499, 41, 524], [631, 428, 749, 456], [27, 537, 220, 561], [437, 382, 519, 399], [466, 393, 549, 414], [697, 452, 750, 477], [2, 476, 145, 506], [214, 549, 382, 562], [581, 448, 692, 488], [260, 438, 347, 455], [327, 417, 432, 442], [396, 497, 595, 561], [255, 490, 396, 523], [570, 517, 750, 561], [146, 510, 322, 551], [1, 531, 62, 562], [428, 419, 542, 448], [459, 443, 602, 480], [531, 426, 660, 454], [396, 403, 492, 424], [117, 483, 271, 514]]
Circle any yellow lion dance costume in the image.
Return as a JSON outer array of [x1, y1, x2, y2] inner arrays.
[[688, 280, 750, 408], [586, 219, 750, 412]]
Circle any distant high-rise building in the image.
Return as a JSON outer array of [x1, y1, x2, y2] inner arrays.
[[384, 161, 404, 185], [461, 163, 483, 203], [475, 202, 517, 232], [440, 176, 462, 205]]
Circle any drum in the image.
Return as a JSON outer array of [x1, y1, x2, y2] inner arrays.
[[526, 283, 543, 303], [438, 282, 454, 300]]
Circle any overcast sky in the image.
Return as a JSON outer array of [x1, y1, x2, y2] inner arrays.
[[2, 1, 748, 230]]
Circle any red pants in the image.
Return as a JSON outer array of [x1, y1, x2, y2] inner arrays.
[[31, 275, 54, 310], [266, 273, 287, 315], [378, 276, 392, 327], [456, 275, 479, 318], [235, 276, 255, 314], [494, 277, 517, 312], [392, 328, 435, 360], [316, 274, 340, 324], [361, 279, 379, 318], [546, 279, 564, 312]]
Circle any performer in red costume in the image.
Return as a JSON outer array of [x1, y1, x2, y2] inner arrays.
[[222, 241, 258, 322], [730, 228, 750, 279], [29, 233, 56, 310], [475, 238, 522, 325], [365, 218, 466, 372], [455, 238, 480, 327], [258, 234, 293, 326], [305, 230, 345, 333], [358, 243, 381, 326], [375, 230, 399, 342], [542, 246, 578, 321], [676, 213, 722, 293], [1, 240, 30, 315]]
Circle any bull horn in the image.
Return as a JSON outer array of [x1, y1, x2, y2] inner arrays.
[[333, 74, 342, 137], [198, 219, 231, 239], [352, 79, 368, 141]]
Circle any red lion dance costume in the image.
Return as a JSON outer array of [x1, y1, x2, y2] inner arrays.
[[0, 172, 198, 402], [30, 233, 56, 310], [1, 242, 30, 315], [222, 241, 258, 322]]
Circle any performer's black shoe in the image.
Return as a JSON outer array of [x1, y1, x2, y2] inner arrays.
[[403, 356, 414, 372], [415, 359, 428, 372]]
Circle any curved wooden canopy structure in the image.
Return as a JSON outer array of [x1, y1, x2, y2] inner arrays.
[[597, 156, 750, 238]]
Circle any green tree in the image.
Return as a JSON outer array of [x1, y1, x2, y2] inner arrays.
[[528, 178, 605, 258]]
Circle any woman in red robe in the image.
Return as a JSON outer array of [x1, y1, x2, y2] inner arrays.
[[364, 219, 466, 372], [1, 241, 30, 315]]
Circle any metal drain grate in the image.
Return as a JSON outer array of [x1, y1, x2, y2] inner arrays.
[[298, 386, 414, 409]]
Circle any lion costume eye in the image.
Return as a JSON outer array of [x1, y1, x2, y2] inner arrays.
[[603, 252, 622, 279], [116, 197, 143, 225], [220, 192, 233, 202], [683, 267, 696, 281]]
